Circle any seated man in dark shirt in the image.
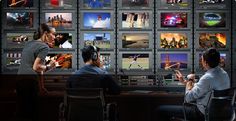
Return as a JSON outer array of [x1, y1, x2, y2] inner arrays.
[[67, 45, 120, 95]]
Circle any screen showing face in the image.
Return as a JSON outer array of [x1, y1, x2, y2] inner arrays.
[[83, 12, 111, 29], [122, 12, 149, 29], [7, 12, 33, 28], [83, 0, 111, 8], [122, 33, 149, 48], [199, 33, 226, 49], [84, 33, 111, 49], [45, 13, 72, 29], [6, 52, 22, 67], [7, 0, 33, 7], [199, 53, 226, 69], [45, 53, 72, 69], [6, 33, 33, 49], [53, 33, 72, 48], [160, 0, 189, 7], [160, 33, 188, 49], [45, 0, 73, 8], [199, 12, 226, 28], [160, 53, 188, 70], [100, 53, 111, 70], [161, 12, 187, 28], [122, 0, 149, 7], [122, 54, 149, 69]]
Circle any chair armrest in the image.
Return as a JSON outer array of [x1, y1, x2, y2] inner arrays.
[[105, 102, 118, 121]]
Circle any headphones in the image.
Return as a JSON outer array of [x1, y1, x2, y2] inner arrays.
[[91, 46, 98, 61]]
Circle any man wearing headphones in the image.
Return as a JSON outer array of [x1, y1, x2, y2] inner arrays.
[[67, 45, 120, 95]]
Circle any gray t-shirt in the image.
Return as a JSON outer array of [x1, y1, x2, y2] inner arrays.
[[18, 40, 49, 75]]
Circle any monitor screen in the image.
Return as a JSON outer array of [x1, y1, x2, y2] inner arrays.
[[84, 33, 111, 49], [122, 54, 149, 70], [199, 53, 226, 69], [6, 52, 22, 67], [122, 0, 149, 7], [45, 53, 72, 69], [7, 12, 34, 28], [83, 0, 111, 8], [122, 12, 149, 29], [83, 12, 111, 29], [122, 33, 149, 48], [199, 12, 226, 28], [44, 0, 73, 8], [161, 12, 187, 28], [45, 13, 72, 29], [199, 33, 226, 49], [53, 33, 72, 48], [160, 33, 188, 49], [100, 53, 111, 70], [198, 0, 225, 5], [6, 33, 33, 49], [160, 0, 189, 8], [160, 53, 188, 70], [7, 0, 33, 7]]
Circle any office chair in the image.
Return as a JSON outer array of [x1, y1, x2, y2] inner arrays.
[[59, 88, 117, 121], [183, 87, 236, 121]]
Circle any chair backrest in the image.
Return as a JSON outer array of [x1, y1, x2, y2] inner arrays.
[[206, 87, 236, 121], [65, 88, 105, 121]]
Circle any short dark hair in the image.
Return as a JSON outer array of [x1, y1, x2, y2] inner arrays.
[[81, 45, 100, 63], [33, 23, 51, 40], [202, 48, 220, 68]]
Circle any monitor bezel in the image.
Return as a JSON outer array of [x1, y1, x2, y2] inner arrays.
[[157, 31, 192, 50], [195, 0, 230, 9], [119, 0, 154, 9], [194, 51, 231, 72], [3, 10, 38, 30], [157, 10, 192, 30], [118, 51, 154, 74], [157, 52, 192, 74], [118, 10, 153, 30], [195, 31, 231, 51], [80, 10, 114, 30], [41, 0, 77, 9], [41, 10, 76, 30], [157, 0, 192, 9], [80, 31, 115, 50], [195, 10, 230, 30], [118, 31, 154, 50], [80, 0, 114, 9]]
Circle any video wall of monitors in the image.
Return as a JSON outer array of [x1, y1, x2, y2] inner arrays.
[[0, 0, 234, 86], [194, 0, 232, 74]]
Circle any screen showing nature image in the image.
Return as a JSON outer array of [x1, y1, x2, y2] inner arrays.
[[160, 33, 188, 49], [122, 33, 149, 48]]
